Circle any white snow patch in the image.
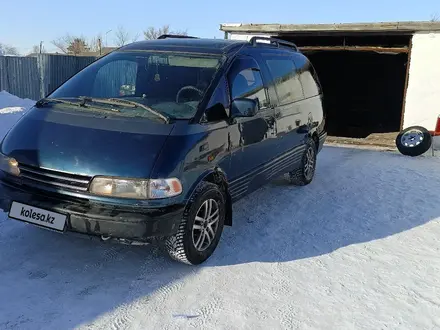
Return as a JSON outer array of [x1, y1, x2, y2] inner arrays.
[[1, 104, 440, 329], [0, 106, 26, 114], [0, 90, 35, 110], [0, 90, 35, 139]]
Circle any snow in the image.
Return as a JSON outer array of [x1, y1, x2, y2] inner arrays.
[[0, 91, 35, 139], [1, 93, 440, 329]]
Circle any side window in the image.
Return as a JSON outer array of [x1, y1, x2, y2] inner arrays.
[[228, 58, 269, 111], [293, 55, 321, 98], [264, 56, 304, 105], [92, 60, 138, 98]]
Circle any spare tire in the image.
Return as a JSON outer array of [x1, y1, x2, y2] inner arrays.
[[396, 126, 432, 157]]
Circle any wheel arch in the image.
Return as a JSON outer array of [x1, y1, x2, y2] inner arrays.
[[185, 168, 232, 226], [309, 130, 319, 151]]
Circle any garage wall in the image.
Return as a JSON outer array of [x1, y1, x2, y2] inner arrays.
[[228, 33, 266, 41], [403, 32, 440, 131]]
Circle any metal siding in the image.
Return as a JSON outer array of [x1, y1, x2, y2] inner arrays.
[[0, 55, 97, 100], [0, 56, 40, 100], [45, 55, 96, 96]]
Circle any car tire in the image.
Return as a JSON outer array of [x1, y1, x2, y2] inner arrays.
[[396, 126, 432, 157], [289, 138, 317, 186], [165, 182, 225, 265]]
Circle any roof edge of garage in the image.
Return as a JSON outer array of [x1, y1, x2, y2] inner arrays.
[[220, 21, 440, 34]]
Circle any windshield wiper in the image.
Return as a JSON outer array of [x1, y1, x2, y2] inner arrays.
[[36, 98, 85, 108], [35, 97, 121, 113], [79, 97, 170, 123]]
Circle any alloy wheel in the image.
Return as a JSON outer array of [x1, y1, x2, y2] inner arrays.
[[192, 199, 220, 252]]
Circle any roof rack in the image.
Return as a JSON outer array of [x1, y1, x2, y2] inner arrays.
[[157, 34, 199, 39], [249, 36, 298, 51]]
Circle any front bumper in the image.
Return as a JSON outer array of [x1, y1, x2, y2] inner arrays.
[[0, 179, 184, 241]]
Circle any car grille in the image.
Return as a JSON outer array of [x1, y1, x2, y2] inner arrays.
[[18, 164, 92, 192]]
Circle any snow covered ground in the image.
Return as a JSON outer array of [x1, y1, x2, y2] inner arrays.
[[0, 91, 35, 138], [1, 93, 440, 330]]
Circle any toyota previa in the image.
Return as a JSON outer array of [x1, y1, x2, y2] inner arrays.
[[0, 36, 326, 264]]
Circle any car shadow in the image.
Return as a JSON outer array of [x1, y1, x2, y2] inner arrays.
[[207, 146, 440, 267]]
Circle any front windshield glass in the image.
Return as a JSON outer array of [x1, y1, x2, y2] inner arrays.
[[49, 51, 222, 119]]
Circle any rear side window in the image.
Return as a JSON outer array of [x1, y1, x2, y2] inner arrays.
[[294, 55, 321, 99], [264, 57, 304, 105]]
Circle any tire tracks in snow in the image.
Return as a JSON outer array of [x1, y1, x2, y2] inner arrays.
[[104, 251, 165, 330], [93, 247, 194, 330], [188, 296, 222, 328]]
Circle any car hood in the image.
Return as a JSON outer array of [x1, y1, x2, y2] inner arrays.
[[0, 107, 174, 178]]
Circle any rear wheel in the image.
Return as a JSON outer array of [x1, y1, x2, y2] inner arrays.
[[289, 138, 317, 186], [165, 182, 225, 265]]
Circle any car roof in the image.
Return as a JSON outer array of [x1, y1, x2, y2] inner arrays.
[[118, 38, 248, 55]]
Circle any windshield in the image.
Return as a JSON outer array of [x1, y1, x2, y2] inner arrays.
[[48, 51, 222, 120]]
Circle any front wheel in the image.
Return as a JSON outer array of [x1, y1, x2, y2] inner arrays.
[[288, 139, 317, 186], [165, 182, 225, 265]]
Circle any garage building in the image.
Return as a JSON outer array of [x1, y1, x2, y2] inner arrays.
[[220, 21, 440, 146]]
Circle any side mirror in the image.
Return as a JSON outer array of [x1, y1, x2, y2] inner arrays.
[[205, 103, 228, 122], [231, 98, 259, 118]]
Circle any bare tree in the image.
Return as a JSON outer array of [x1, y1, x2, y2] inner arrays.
[[114, 25, 131, 46], [52, 34, 90, 55], [51, 34, 73, 54], [144, 25, 187, 40], [144, 25, 169, 40], [431, 13, 439, 22], [0, 43, 19, 56], [132, 32, 140, 43]]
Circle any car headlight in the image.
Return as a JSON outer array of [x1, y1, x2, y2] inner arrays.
[[89, 177, 182, 199], [0, 153, 20, 176]]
